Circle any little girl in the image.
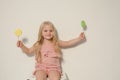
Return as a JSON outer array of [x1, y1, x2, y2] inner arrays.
[[17, 21, 85, 80]]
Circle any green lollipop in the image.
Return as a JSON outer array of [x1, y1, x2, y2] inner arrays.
[[81, 20, 87, 29]]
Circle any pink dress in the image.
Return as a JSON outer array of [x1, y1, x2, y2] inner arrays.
[[33, 43, 61, 75]]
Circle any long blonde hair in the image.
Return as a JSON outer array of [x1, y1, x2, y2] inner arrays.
[[34, 21, 61, 63]]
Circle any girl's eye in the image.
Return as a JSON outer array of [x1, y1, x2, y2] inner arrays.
[[50, 30, 53, 32], [43, 30, 53, 32], [44, 30, 47, 32]]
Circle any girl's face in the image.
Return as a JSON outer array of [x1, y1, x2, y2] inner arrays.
[[42, 25, 54, 40]]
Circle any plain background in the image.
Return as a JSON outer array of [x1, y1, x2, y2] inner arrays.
[[0, 0, 120, 80]]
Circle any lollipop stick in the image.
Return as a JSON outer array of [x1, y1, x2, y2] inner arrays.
[[18, 36, 19, 40]]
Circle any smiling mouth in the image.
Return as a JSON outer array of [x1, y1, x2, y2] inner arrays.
[[46, 35, 51, 37]]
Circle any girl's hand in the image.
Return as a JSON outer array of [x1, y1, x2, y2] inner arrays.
[[80, 32, 85, 40], [17, 40, 23, 48]]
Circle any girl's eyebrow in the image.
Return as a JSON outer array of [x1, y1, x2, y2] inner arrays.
[[43, 29, 53, 32]]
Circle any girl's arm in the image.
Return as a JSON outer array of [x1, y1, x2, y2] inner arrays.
[[58, 32, 85, 48], [17, 41, 35, 54]]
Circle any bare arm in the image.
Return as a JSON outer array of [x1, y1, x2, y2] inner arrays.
[[17, 41, 35, 54], [58, 32, 85, 48]]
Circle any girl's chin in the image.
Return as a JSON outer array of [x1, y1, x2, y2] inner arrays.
[[44, 37, 53, 40]]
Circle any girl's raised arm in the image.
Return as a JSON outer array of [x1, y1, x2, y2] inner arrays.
[[58, 32, 85, 48], [17, 41, 35, 54]]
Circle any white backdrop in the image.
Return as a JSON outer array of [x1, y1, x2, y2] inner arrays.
[[0, 0, 120, 80]]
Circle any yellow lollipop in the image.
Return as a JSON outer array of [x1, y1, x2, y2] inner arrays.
[[15, 28, 22, 40]]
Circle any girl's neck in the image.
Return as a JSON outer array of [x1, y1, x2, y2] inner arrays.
[[43, 39, 53, 44]]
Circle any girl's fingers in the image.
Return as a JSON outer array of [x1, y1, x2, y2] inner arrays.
[[17, 41, 23, 47], [80, 32, 84, 37], [80, 32, 85, 40], [17, 41, 20, 47]]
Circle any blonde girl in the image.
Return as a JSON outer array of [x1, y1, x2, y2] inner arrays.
[[17, 21, 85, 80]]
